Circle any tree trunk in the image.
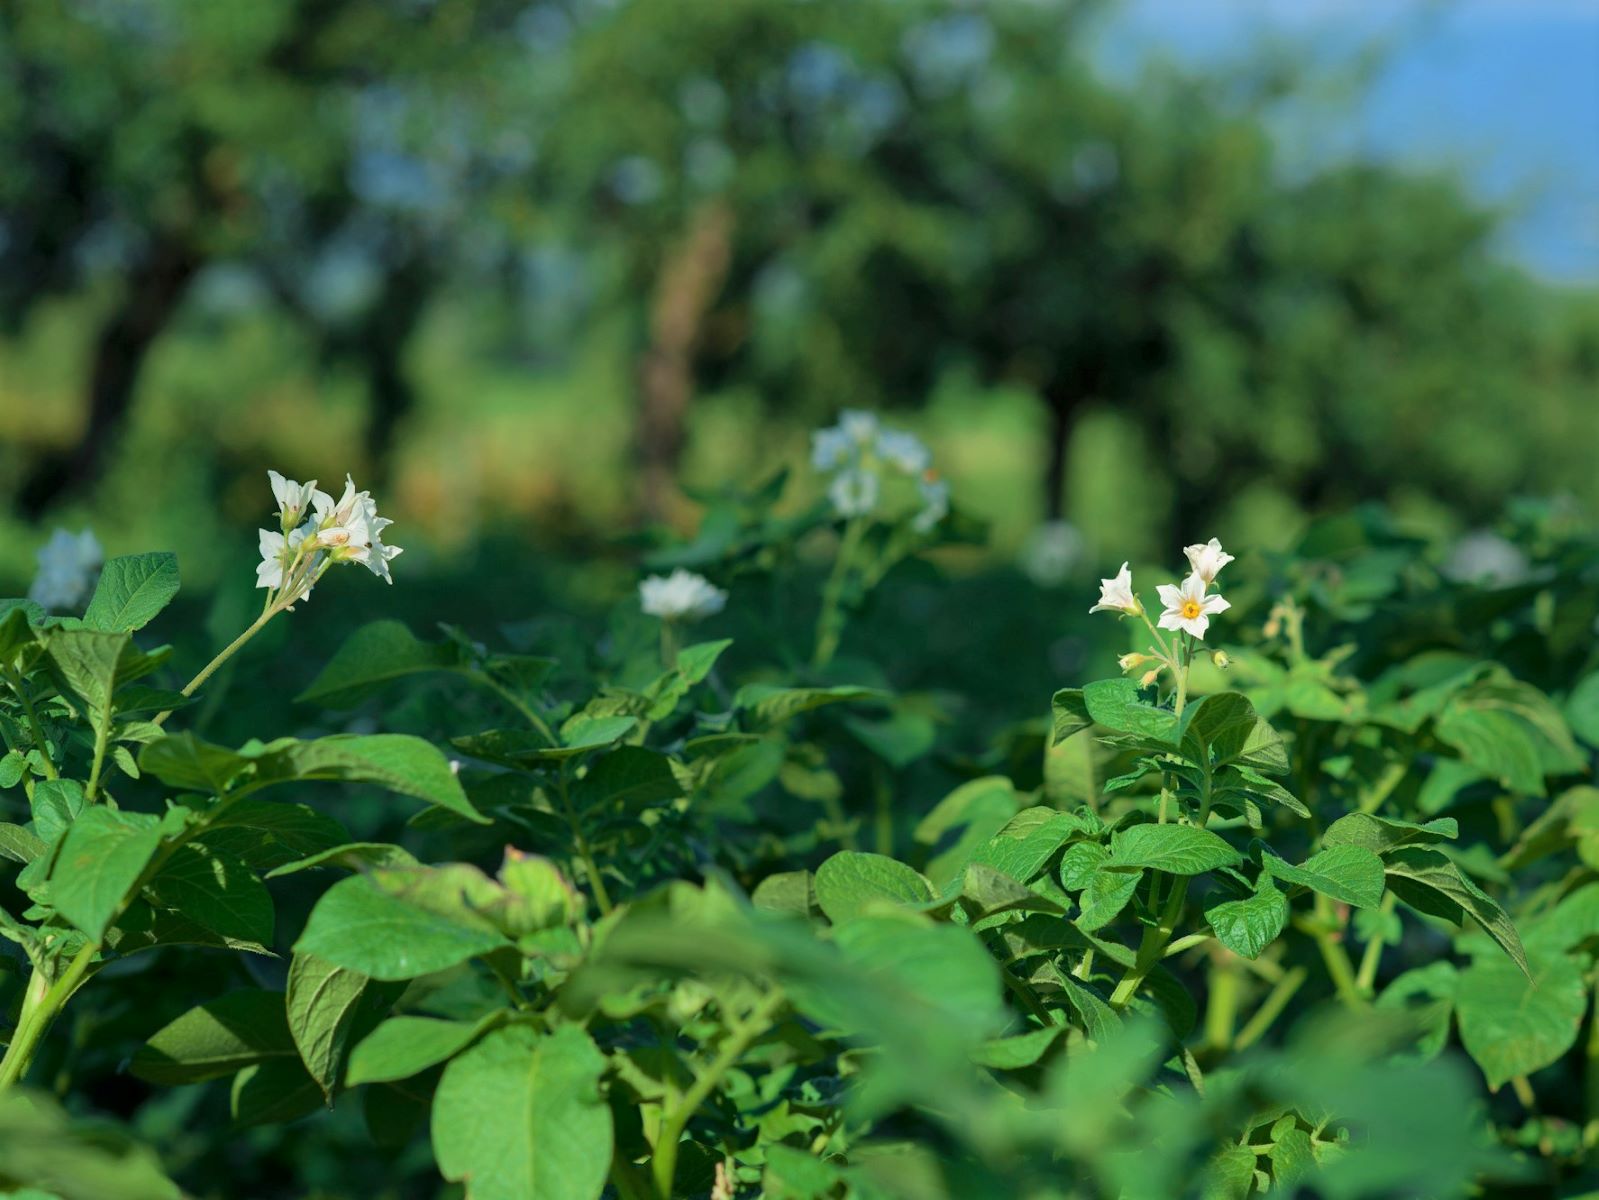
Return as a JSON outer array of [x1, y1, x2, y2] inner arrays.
[[361, 257, 431, 484], [1042, 377, 1080, 522], [636, 200, 733, 521], [20, 238, 201, 517]]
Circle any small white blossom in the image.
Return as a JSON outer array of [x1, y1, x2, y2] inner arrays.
[[256, 526, 314, 597], [268, 470, 318, 532], [1442, 531, 1528, 587], [1089, 562, 1140, 615], [28, 528, 103, 611], [828, 467, 879, 518], [839, 409, 879, 445], [912, 473, 949, 532], [310, 475, 402, 583], [876, 430, 931, 475], [1021, 520, 1083, 586], [1182, 537, 1235, 586], [1157, 572, 1231, 639], [811, 426, 854, 471], [639, 569, 728, 622]]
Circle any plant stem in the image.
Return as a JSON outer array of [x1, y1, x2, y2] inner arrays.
[[1354, 893, 1396, 996], [557, 768, 613, 916], [5, 669, 58, 781], [1301, 900, 1362, 1008], [1109, 876, 1188, 1008], [1205, 954, 1242, 1052], [153, 611, 275, 728], [0, 941, 98, 1091], [812, 517, 865, 669], [1234, 966, 1308, 1051], [470, 671, 558, 747], [82, 717, 110, 804], [652, 989, 785, 1200]]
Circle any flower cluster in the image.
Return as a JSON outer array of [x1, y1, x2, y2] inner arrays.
[[639, 568, 727, 623], [28, 528, 103, 611], [1090, 539, 1234, 692], [810, 409, 948, 532], [257, 471, 401, 607]]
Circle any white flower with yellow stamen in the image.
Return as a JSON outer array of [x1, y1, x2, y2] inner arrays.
[[1182, 537, 1234, 586], [639, 569, 728, 622], [1157, 572, 1230, 639], [268, 470, 318, 533], [1089, 562, 1141, 616], [310, 475, 402, 583]]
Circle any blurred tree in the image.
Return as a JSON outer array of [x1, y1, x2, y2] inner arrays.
[[535, 0, 1599, 530], [0, 0, 538, 511]]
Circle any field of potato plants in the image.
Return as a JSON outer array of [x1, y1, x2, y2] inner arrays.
[[3, 415, 1599, 1200]]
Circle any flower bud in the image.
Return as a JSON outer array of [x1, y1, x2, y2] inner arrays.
[[1118, 652, 1149, 672], [1211, 650, 1230, 670], [1139, 668, 1161, 688]]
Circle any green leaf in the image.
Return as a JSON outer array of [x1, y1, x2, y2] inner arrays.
[[48, 807, 163, 939], [970, 808, 1090, 885], [294, 873, 512, 980], [1435, 707, 1545, 796], [265, 842, 419, 879], [1110, 824, 1240, 875], [1075, 866, 1142, 932], [144, 843, 273, 948], [44, 628, 132, 738], [347, 1013, 502, 1087], [1322, 813, 1458, 855], [1082, 678, 1179, 744], [30, 779, 85, 844], [1181, 692, 1286, 773], [82, 553, 179, 632], [1264, 845, 1386, 909], [295, 620, 460, 707], [813, 852, 936, 924], [1050, 688, 1092, 744], [972, 1025, 1066, 1070], [571, 746, 682, 813], [130, 989, 296, 1084], [1205, 875, 1288, 959], [733, 683, 886, 727], [431, 1025, 612, 1200], [1456, 950, 1587, 1088], [1383, 847, 1530, 976], [1567, 671, 1599, 747], [675, 639, 732, 684], [286, 952, 390, 1099], [231, 1059, 324, 1128], [960, 862, 1065, 920], [0, 823, 45, 864]]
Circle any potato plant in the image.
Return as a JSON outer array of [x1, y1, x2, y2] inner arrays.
[[2, 427, 1598, 1199]]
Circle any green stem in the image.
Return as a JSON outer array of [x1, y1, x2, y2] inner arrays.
[[470, 671, 557, 747], [1301, 901, 1362, 1008], [557, 768, 613, 916], [82, 718, 110, 804], [1354, 893, 1396, 996], [0, 941, 98, 1091], [813, 518, 865, 669], [153, 611, 276, 728], [652, 989, 785, 1200], [5, 669, 58, 781], [1109, 876, 1188, 1008], [1234, 966, 1307, 1051], [1205, 954, 1242, 1052]]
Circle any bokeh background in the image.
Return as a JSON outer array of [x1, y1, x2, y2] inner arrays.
[[2, 0, 1597, 598]]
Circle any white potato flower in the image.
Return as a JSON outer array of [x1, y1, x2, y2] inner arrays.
[[28, 528, 103, 611], [1089, 562, 1140, 615], [256, 526, 313, 596], [1157, 572, 1231, 639], [310, 475, 402, 583], [828, 467, 879, 518], [1021, 520, 1083, 586], [876, 429, 931, 475], [639, 569, 728, 622], [811, 426, 854, 471], [1182, 537, 1235, 586], [839, 409, 879, 445], [268, 470, 318, 532]]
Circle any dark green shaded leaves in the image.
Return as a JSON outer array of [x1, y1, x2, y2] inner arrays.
[[347, 1013, 503, 1086], [295, 620, 459, 707], [1383, 848, 1529, 976], [144, 843, 273, 948], [131, 989, 295, 1084]]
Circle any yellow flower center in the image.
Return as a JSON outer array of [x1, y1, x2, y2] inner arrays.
[[1180, 598, 1203, 620]]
